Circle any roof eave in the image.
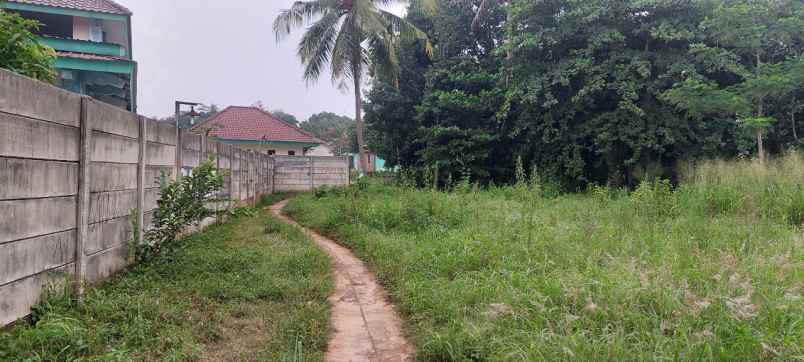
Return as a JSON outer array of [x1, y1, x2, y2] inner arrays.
[[212, 138, 322, 146]]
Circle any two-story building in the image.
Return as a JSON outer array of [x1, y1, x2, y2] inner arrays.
[[1, 0, 137, 111]]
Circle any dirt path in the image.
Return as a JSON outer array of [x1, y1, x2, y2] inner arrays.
[[270, 200, 414, 362]]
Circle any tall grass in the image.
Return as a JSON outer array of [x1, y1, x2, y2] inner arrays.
[[286, 153, 804, 361]]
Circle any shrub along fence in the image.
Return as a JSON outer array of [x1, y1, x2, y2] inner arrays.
[[0, 69, 349, 326]]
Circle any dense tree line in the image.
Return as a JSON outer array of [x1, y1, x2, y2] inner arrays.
[[365, 0, 804, 189]]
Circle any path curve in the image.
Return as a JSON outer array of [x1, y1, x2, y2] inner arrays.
[[270, 200, 414, 362]]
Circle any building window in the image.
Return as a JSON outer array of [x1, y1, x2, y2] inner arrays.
[[89, 19, 105, 42], [288, 151, 296, 156], [267, 150, 276, 155]]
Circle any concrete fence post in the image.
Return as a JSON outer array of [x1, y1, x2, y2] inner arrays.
[[310, 156, 315, 190], [136, 116, 147, 251], [215, 142, 221, 215], [270, 157, 276, 194], [198, 136, 204, 161], [249, 151, 254, 204], [347, 156, 351, 186], [229, 146, 235, 207], [175, 128, 183, 180], [75, 97, 91, 297]]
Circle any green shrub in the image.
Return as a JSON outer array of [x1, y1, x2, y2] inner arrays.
[[139, 158, 225, 262]]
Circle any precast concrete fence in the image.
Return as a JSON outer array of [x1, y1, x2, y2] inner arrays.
[[0, 69, 349, 326]]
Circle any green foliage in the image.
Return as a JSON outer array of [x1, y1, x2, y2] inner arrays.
[[138, 158, 225, 262], [301, 112, 356, 155], [366, 0, 804, 188], [271, 109, 300, 127], [0, 209, 332, 361], [274, 0, 432, 173], [286, 153, 804, 361], [0, 9, 56, 82]]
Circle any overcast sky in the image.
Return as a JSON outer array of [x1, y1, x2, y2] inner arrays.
[[116, 0, 406, 120]]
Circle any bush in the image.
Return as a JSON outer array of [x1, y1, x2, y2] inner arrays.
[[138, 158, 225, 262]]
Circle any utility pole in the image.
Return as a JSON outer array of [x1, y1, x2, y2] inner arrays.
[[175, 100, 201, 179]]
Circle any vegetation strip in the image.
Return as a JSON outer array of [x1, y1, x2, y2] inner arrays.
[[0, 197, 332, 361], [271, 199, 415, 362], [286, 155, 804, 361]]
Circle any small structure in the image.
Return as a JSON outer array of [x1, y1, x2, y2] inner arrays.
[[1, 0, 137, 111], [192, 106, 323, 156], [307, 143, 335, 157], [351, 152, 387, 174]]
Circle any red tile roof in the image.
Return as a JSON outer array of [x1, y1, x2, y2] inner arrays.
[[7, 0, 132, 15], [193, 106, 322, 144]]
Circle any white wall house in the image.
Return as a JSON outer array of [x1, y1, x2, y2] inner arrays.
[[306, 144, 335, 157], [191, 106, 322, 155]]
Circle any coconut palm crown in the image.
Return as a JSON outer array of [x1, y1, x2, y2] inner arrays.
[[274, 0, 430, 172]]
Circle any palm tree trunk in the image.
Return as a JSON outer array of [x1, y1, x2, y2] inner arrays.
[[353, 67, 369, 174]]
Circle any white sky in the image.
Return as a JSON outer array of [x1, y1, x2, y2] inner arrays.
[[116, 0, 406, 120]]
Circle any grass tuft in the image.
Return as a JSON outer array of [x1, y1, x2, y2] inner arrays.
[[286, 152, 804, 361], [0, 207, 332, 361]]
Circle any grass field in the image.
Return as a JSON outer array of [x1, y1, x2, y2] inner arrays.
[[286, 154, 804, 361], [0, 198, 332, 361]]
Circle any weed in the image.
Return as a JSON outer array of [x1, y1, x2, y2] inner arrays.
[[0, 208, 332, 361], [286, 152, 804, 361]]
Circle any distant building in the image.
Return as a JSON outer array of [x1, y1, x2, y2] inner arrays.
[[307, 144, 335, 157], [192, 106, 323, 156], [351, 152, 387, 174], [1, 0, 137, 111]]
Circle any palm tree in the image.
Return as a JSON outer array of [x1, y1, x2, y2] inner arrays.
[[274, 0, 430, 173]]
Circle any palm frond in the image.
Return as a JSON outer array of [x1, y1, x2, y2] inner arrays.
[[273, 0, 339, 41], [368, 32, 400, 86], [407, 0, 439, 15], [297, 10, 344, 83], [378, 10, 433, 57], [330, 14, 359, 83]]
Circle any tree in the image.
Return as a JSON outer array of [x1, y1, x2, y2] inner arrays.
[[271, 109, 300, 126], [413, 0, 503, 32], [0, 9, 56, 82], [368, 0, 803, 188], [662, 0, 804, 163], [273, 0, 430, 173], [302, 112, 357, 155]]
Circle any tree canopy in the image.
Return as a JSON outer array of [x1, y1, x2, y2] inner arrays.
[[366, 0, 804, 189], [301, 112, 357, 155], [271, 109, 300, 127]]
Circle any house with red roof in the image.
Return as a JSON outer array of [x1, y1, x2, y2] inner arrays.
[[1, 0, 137, 111], [192, 106, 326, 156]]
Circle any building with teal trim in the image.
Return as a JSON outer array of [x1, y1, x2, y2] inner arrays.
[[191, 106, 327, 156], [1, 0, 137, 111]]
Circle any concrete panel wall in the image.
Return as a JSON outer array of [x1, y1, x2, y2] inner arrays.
[[0, 69, 349, 327], [0, 70, 82, 327], [274, 156, 350, 192]]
